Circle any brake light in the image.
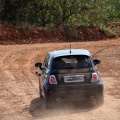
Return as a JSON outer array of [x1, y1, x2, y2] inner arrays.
[[91, 73, 99, 82], [49, 75, 57, 84]]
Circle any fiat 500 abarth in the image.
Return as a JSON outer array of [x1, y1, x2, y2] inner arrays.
[[35, 49, 104, 108]]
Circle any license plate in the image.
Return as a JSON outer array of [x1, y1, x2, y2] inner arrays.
[[64, 75, 84, 83]]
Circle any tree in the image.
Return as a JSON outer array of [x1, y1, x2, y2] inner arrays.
[[0, 0, 119, 26]]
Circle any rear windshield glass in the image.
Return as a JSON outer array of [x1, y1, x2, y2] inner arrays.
[[52, 55, 92, 70]]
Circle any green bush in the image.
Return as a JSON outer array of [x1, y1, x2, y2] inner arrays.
[[64, 26, 78, 39], [102, 26, 117, 37], [19, 22, 34, 35]]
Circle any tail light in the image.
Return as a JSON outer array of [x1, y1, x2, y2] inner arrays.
[[49, 75, 57, 84], [91, 73, 99, 82]]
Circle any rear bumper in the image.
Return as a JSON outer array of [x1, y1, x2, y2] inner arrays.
[[45, 84, 104, 101]]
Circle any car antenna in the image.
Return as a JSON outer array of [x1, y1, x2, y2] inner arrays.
[[70, 44, 71, 54]]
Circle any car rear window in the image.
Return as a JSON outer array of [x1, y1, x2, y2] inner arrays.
[[52, 55, 92, 70]]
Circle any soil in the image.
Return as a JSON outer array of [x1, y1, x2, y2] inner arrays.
[[1, 24, 120, 45], [0, 38, 120, 120]]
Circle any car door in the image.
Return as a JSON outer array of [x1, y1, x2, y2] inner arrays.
[[40, 54, 51, 90]]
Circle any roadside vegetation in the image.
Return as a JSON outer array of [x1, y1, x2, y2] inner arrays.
[[0, 0, 120, 44], [0, 0, 120, 27]]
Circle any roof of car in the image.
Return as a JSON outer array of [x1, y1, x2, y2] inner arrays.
[[49, 49, 91, 58]]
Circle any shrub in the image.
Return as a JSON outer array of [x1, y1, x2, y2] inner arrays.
[[102, 26, 117, 37], [19, 22, 34, 35], [64, 26, 78, 39]]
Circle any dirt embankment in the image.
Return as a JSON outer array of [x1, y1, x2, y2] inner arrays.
[[0, 38, 120, 120], [1, 24, 120, 45]]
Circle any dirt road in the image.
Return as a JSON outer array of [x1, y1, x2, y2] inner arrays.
[[0, 39, 120, 120]]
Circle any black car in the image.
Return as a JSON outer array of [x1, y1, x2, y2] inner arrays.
[[35, 49, 104, 108]]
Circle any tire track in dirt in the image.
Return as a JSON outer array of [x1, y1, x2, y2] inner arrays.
[[90, 45, 120, 100], [0, 47, 37, 120], [0, 49, 24, 119], [0, 45, 54, 119], [0, 39, 120, 120]]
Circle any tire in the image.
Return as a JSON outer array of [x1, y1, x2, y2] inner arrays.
[[45, 93, 53, 109], [44, 89, 53, 109], [39, 88, 44, 98], [96, 94, 104, 106], [45, 100, 52, 109]]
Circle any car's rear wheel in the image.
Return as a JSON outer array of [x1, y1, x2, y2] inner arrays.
[[96, 94, 104, 106], [44, 89, 53, 109], [45, 100, 52, 109]]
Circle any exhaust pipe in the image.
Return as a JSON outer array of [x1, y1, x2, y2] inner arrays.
[[90, 96, 95, 100], [56, 98, 61, 102]]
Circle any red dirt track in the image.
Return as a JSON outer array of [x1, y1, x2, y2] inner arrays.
[[0, 38, 120, 120]]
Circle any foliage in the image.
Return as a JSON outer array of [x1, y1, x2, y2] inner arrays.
[[0, 0, 120, 27], [102, 26, 117, 37], [64, 26, 78, 39], [19, 22, 34, 35]]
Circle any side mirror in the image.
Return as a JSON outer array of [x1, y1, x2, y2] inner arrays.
[[93, 59, 101, 65], [35, 62, 42, 70]]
